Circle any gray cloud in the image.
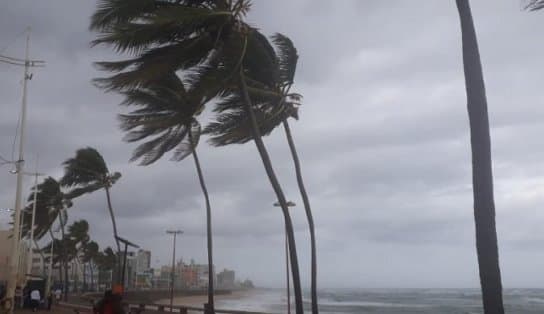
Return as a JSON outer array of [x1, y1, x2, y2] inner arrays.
[[1, 0, 544, 289]]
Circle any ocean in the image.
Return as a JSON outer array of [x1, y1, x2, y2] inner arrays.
[[214, 288, 544, 313]]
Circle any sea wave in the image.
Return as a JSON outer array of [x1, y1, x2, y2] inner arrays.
[[317, 299, 430, 308]]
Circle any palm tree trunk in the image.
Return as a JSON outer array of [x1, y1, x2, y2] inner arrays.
[[282, 120, 319, 314], [104, 187, 121, 253], [75, 257, 82, 293], [50, 228, 62, 292], [455, 1, 504, 313], [89, 263, 94, 291], [33, 239, 47, 277], [239, 69, 304, 314], [59, 211, 69, 301], [82, 262, 87, 292], [189, 130, 215, 314], [104, 186, 122, 282]]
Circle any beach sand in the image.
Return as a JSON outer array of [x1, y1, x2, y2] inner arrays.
[[156, 290, 254, 308]]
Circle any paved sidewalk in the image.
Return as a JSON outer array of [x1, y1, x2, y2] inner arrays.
[[15, 308, 75, 313]]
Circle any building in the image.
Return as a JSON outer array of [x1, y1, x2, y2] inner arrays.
[[136, 250, 151, 274], [134, 269, 153, 290], [0, 230, 29, 286], [179, 259, 215, 289], [217, 269, 235, 289], [122, 251, 137, 289], [180, 263, 197, 288]]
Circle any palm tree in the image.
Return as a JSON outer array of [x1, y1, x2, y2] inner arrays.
[[43, 224, 76, 301], [82, 241, 100, 291], [68, 220, 90, 292], [95, 247, 117, 289], [21, 178, 69, 279], [204, 33, 319, 313], [60, 147, 122, 255], [115, 73, 217, 308], [455, 1, 504, 313], [90, 1, 305, 312]]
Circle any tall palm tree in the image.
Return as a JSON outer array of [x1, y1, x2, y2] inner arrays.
[[82, 241, 100, 291], [455, 1, 504, 313], [21, 178, 70, 279], [68, 220, 90, 292], [204, 33, 319, 314], [90, 1, 305, 312], [43, 219, 75, 302], [21, 177, 68, 239], [106, 70, 217, 306], [60, 147, 122, 255]]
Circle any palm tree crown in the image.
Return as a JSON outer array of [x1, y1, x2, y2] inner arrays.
[[60, 147, 121, 198]]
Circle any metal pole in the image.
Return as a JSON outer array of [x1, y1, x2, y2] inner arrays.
[[6, 28, 31, 314], [171, 233, 176, 311], [26, 157, 39, 277], [166, 230, 183, 312], [121, 243, 128, 289]]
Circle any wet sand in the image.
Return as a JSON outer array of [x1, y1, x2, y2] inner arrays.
[[157, 289, 253, 308]]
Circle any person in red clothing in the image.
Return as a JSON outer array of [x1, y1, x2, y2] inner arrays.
[[93, 290, 125, 314]]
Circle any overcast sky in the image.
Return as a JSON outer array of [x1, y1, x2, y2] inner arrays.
[[1, 1, 544, 289]]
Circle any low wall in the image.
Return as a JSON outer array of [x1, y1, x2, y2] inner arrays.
[[84, 289, 233, 304]]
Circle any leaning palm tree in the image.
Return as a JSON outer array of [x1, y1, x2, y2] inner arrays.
[[90, 1, 305, 312], [60, 147, 122, 255], [455, 1, 504, 313], [204, 33, 319, 314], [21, 178, 69, 277], [115, 72, 217, 308]]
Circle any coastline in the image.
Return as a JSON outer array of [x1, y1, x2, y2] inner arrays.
[[156, 289, 254, 307]]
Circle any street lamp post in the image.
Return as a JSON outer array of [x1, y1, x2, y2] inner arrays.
[[23, 160, 46, 279], [114, 236, 139, 292], [1, 28, 45, 314], [273, 200, 296, 314], [166, 230, 183, 312]]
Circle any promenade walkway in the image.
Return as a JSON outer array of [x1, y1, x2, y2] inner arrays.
[[14, 306, 77, 314]]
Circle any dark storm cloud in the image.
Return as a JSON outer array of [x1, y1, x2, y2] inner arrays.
[[1, 0, 544, 288]]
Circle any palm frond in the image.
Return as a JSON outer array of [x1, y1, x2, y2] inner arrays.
[[64, 182, 105, 200], [242, 29, 278, 87], [129, 124, 190, 165], [90, 0, 158, 31], [525, 0, 544, 10], [172, 120, 201, 161], [21, 177, 67, 240], [272, 33, 298, 86], [205, 101, 298, 146], [61, 147, 109, 188], [91, 2, 231, 54]]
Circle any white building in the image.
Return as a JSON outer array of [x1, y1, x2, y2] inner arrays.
[[0, 230, 29, 286], [136, 250, 151, 273]]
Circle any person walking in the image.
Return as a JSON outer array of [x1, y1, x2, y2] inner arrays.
[[14, 286, 22, 309], [54, 288, 61, 305], [47, 291, 53, 311], [30, 289, 41, 312]]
